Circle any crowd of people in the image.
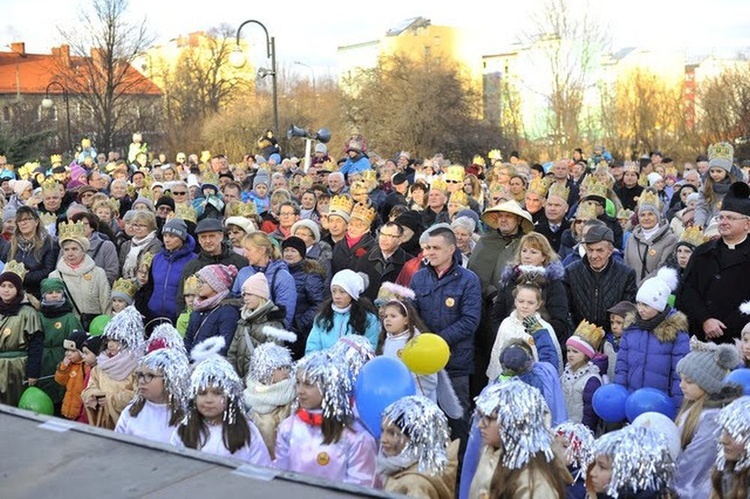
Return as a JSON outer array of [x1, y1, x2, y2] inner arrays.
[[1, 132, 750, 498]]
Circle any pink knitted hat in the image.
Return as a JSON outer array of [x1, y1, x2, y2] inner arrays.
[[241, 273, 270, 300], [197, 264, 238, 294]]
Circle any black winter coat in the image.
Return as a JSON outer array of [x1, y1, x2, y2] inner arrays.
[[330, 234, 375, 276], [288, 259, 327, 359], [353, 246, 411, 302], [565, 256, 637, 328]]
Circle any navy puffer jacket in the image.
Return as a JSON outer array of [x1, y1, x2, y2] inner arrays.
[[148, 235, 197, 322], [184, 300, 241, 356]]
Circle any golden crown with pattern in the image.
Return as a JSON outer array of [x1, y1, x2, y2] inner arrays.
[[548, 182, 569, 202], [111, 278, 137, 299], [679, 225, 708, 247], [41, 178, 62, 194], [708, 142, 734, 163], [637, 189, 661, 211], [58, 220, 87, 240], [350, 180, 370, 196], [623, 161, 639, 173], [573, 320, 605, 350], [528, 177, 549, 198], [3, 260, 27, 281], [175, 203, 197, 224], [299, 176, 314, 190], [638, 173, 649, 187], [18, 162, 38, 180], [183, 275, 200, 296], [329, 194, 354, 215], [139, 251, 155, 269], [320, 159, 338, 172], [583, 178, 607, 200], [361, 169, 377, 183], [39, 212, 57, 227], [50, 154, 62, 166], [449, 190, 469, 206], [350, 201, 376, 225], [201, 171, 219, 187], [472, 155, 486, 167], [616, 208, 635, 220], [444, 165, 466, 183], [430, 177, 448, 193], [575, 202, 598, 220]]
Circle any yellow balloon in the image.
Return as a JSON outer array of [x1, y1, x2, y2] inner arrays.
[[401, 333, 450, 375]]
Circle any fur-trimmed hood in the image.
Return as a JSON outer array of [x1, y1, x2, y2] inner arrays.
[[627, 309, 688, 343], [499, 260, 565, 288]]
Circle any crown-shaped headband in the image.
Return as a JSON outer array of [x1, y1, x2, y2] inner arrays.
[[575, 202, 598, 220], [41, 178, 62, 194], [183, 275, 200, 295], [112, 278, 137, 298], [583, 178, 607, 199], [350, 180, 370, 196], [472, 154, 486, 167], [548, 182, 569, 201], [708, 142, 734, 162], [59, 220, 87, 241], [616, 208, 634, 220], [50, 154, 62, 165], [139, 251, 155, 269], [350, 202, 376, 225], [488, 149, 503, 161], [3, 260, 27, 281], [637, 189, 661, 210], [430, 177, 448, 193], [449, 190, 469, 206], [679, 226, 708, 247], [573, 320, 605, 350], [528, 177, 549, 197], [329, 195, 354, 215], [623, 161, 639, 173], [444, 165, 466, 182], [175, 204, 197, 224]]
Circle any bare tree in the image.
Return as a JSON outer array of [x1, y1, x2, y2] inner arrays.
[[698, 65, 750, 155], [55, 0, 156, 152], [520, 0, 609, 156]]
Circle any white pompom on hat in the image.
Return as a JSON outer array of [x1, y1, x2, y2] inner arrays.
[[636, 267, 678, 313]]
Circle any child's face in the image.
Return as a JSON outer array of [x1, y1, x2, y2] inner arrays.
[[514, 288, 541, 319], [136, 267, 149, 286], [254, 184, 268, 197], [296, 372, 323, 410], [184, 294, 196, 309], [680, 374, 707, 402], [44, 290, 64, 302], [136, 366, 165, 403], [554, 434, 574, 466], [742, 332, 750, 361], [709, 167, 727, 183], [196, 385, 227, 422], [588, 455, 613, 494], [382, 305, 409, 334], [380, 420, 408, 457], [242, 293, 262, 310], [270, 366, 290, 383], [112, 298, 128, 313], [477, 410, 502, 448], [566, 346, 587, 369], [331, 285, 353, 309], [720, 430, 746, 463], [610, 314, 625, 337], [82, 347, 98, 366], [636, 302, 660, 321], [105, 339, 121, 357], [64, 349, 82, 363]]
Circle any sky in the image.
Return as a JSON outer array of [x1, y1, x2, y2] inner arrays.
[[2, 0, 750, 79]]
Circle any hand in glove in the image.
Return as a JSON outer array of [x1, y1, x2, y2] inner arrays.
[[522, 315, 543, 335]]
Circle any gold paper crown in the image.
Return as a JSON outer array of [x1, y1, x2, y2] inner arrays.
[[444, 165, 466, 183], [139, 251, 155, 269], [175, 204, 197, 224], [111, 278, 137, 299], [184, 275, 200, 295], [320, 159, 338, 172], [583, 178, 607, 200], [708, 142, 734, 163], [638, 173, 649, 187], [580, 174, 596, 189], [39, 212, 57, 227], [472, 155, 486, 167], [50, 154, 62, 166], [488, 149, 503, 160], [616, 208, 634, 220], [548, 182, 569, 201], [350, 202, 376, 225], [449, 190, 469, 206], [329, 195, 354, 215], [18, 162, 38, 180], [430, 177, 448, 193], [200, 150, 211, 164], [573, 320, 605, 350], [665, 166, 678, 178], [126, 183, 138, 198], [3, 260, 27, 281], [299, 176, 314, 190], [623, 161, 639, 173], [361, 170, 377, 183], [41, 178, 61, 194], [58, 220, 87, 241], [575, 202, 598, 220], [594, 162, 610, 175], [350, 180, 369, 196], [528, 177, 549, 198], [679, 225, 708, 247], [223, 200, 256, 218], [637, 189, 661, 210], [81, 138, 91, 148], [201, 171, 219, 187]]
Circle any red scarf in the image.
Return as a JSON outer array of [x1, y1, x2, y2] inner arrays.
[[345, 233, 363, 249], [296, 409, 324, 426]]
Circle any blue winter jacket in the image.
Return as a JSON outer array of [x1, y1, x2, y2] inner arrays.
[[231, 259, 297, 328], [411, 256, 482, 376], [148, 235, 198, 322], [614, 308, 690, 408], [305, 309, 380, 354], [183, 301, 240, 356], [339, 154, 371, 177], [287, 260, 326, 335]]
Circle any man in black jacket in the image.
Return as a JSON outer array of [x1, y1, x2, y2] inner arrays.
[[565, 225, 637, 328]]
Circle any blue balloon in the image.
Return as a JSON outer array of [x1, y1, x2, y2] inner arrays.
[[725, 368, 750, 396], [625, 388, 676, 423], [592, 384, 629, 423], [354, 357, 416, 439]]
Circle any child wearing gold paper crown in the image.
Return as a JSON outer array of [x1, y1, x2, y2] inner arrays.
[[175, 275, 199, 337], [561, 320, 606, 431], [110, 278, 136, 316]]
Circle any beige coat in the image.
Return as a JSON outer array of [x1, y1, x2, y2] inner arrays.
[[50, 255, 111, 316], [80, 367, 136, 429], [383, 440, 459, 499]]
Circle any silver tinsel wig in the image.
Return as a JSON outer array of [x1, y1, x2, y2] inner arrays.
[[716, 395, 750, 472], [146, 323, 187, 356], [189, 354, 245, 424], [102, 305, 145, 353], [473, 379, 554, 470], [135, 347, 190, 413], [554, 422, 595, 480], [295, 351, 353, 423], [248, 341, 294, 385], [381, 395, 450, 476], [328, 335, 374, 380], [590, 425, 674, 498]]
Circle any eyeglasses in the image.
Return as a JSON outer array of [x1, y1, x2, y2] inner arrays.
[[445, 179, 461, 184], [135, 371, 163, 383], [16, 218, 34, 224], [379, 232, 401, 239], [172, 191, 187, 196], [279, 212, 297, 217], [81, 192, 94, 198], [717, 214, 749, 222]]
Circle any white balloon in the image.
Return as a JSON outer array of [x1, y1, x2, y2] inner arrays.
[[632, 411, 681, 460]]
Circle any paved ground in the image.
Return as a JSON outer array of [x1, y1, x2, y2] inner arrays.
[[0, 405, 391, 499]]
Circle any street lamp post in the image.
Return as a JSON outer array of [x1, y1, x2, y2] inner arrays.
[[231, 19, 278, 135], [41, 81, 73, 154], [293, 61, 316, 94]]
